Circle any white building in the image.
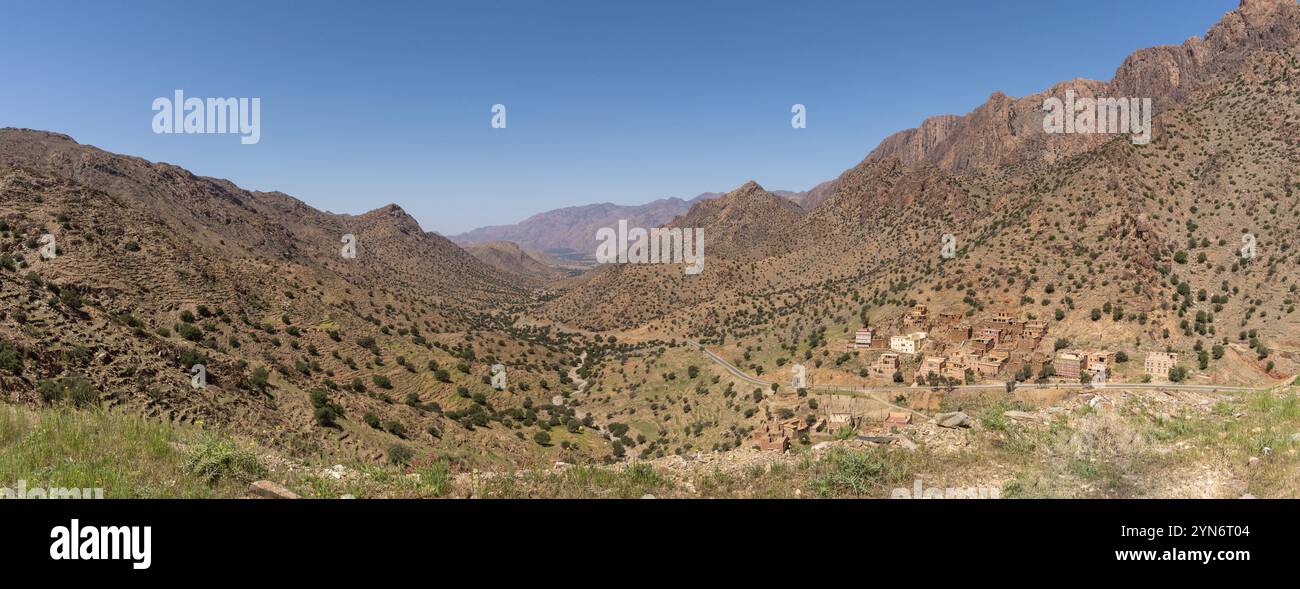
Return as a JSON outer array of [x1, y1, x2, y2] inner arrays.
[[890, 332, 927, 355]]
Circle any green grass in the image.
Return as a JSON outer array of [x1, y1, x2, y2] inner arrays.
[[0, 404, 247, 498], [808, 447, 916, 498], [470, 462, 668, 499]]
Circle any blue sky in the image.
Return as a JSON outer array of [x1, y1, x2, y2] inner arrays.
[[0, 0, 1238, 234]]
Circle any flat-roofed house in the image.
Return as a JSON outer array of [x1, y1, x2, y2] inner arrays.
[[752, 421, 789, 452], [903, 304, 931, 330], [920, 356, 947, 378], [872, 352, 901, 376], [854, 327, 876, 349], [1086, 351, 1113, 377], [1054, 351, 1085, 379], [974, 356, 1006, 376], [1145, 352, 1178, 379], [938, 312, 964, 326], [890, 335, 917, 355], [1024, 320, 1048, 340], [941, 323, 972, 345]]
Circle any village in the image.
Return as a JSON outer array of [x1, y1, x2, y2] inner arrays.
[[751, 304, 1185, 452], [844, 304, 1181, 388]]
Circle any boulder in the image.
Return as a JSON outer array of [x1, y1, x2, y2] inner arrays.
[[248, 480, 299, 499], [1003, 410, 1042, 421], [935, 412, 971, 428]]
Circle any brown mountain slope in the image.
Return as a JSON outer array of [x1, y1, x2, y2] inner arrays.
[[539, 5, 1300, 387], [670, 181, 805, 259], [866, 0, 1300, 172], [0, 129, 526, 306], [462, 241, 567, 281], [0, 130, 605, 469], [538, 181, 807, 330]]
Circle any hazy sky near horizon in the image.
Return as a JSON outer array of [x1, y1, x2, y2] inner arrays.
[[1, 0, 1238, 234]]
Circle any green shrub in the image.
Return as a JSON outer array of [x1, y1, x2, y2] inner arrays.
[[176, 323, 203, 342], [179, 348, 208, 369], [182, 436, 265, 485], [250, 366, 270, 390], [58, 287, 83, 309], [388, 443, 412, 465], [310, 389, 343, 427], [36, 377, 99, 408], [0, 341, 22, 375]]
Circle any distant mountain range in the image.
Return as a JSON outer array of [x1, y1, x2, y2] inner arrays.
[[450, 190, 810, 254]]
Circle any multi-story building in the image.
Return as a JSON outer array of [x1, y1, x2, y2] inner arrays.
[[919, 356, 947, 378], [903, 304, 930, 330], [854, 327, 876, 349], [1024, 320, 1048, 340], [1054, 351, 1086, 380], [1145, 352, 1178, 379], [1086, 351, 1113, 378], [1052, 350, 1114, 381], [979, 327, 1004, 348], [872, 353, 901, 376], [890, 335, 916, 355], [942, 360, 969, 382], [974, 357, 1005, 377]]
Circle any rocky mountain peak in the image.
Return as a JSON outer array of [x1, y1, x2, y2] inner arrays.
[[865, 0, 1300, 173]]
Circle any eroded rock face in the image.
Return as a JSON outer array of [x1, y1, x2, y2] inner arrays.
[[865, 0, 1300, 172]]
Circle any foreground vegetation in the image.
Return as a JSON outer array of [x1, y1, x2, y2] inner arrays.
[[4, 385, 1296, 499], [0, 404, 261, 498]]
